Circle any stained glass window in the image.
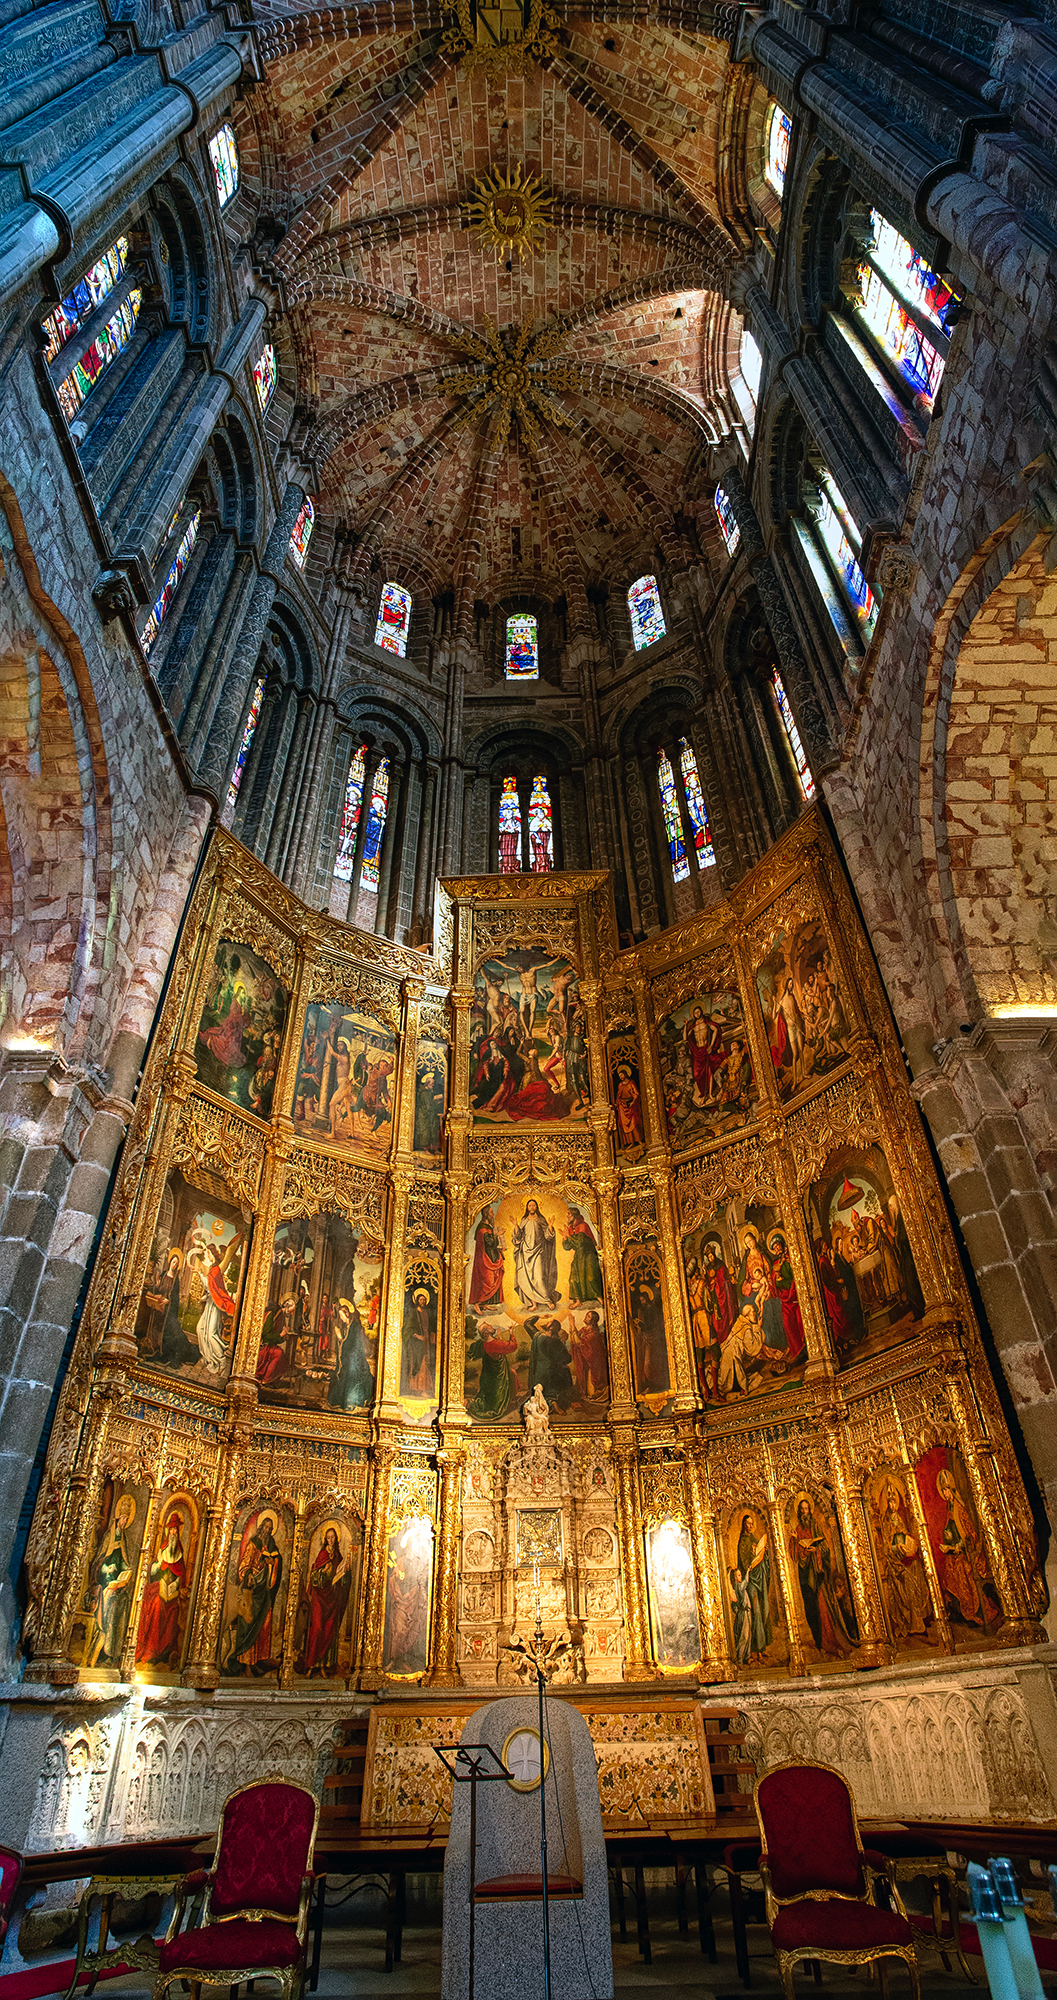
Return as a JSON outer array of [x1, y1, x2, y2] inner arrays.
[[140, 508, 201, 653], [289, 496, 314, 570], [657, 748, 688, 883], [223, 678, 264, 824], [208, 123, 239, 208], [628, 575, 666, 650], [57, 289, 142, 420], [813, 468, 877, 641], [253, 343, 277, 412], [528, 774, 554, 873], [333, 745, 368, 882], [765, 102, 791, 197], [715, 486, 741, 556], [740, 330, 762, 405], [854, 213, 958, 409], [868, 212, 959, 336], [43, 237, 130, 363], [375, 580, 411, 656], [772, 670, 815, 801], [505, 612, 538, 679], [498, 774, 522, 873], [679, 739, 715, 869], [359, 759, 390, 894]]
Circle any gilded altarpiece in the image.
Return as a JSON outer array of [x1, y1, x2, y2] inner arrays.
[[22, 816, 1045, 1715]]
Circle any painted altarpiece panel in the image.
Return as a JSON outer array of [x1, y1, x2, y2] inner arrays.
[[464, 1188, 609, 1420], [383, 1513, 434, 1677], [783, 1488, 862, 1670], [914, 1443, 1002, 1645], [681, 1201, 805, 1403], [400, 1256, 441, 1404], [470, 952, 591, 1124], [218, 1500, 295, 1679], [134, 1168, 250, 1389], [293, 1000, 396, 1156], [413, 1041, 447, 1157], [257, 1212, 384, 1413], [864, 1466, 938, 1656], [645, 1519, 700, 1670], [755, 917, 852, 1102], [720, 1501, 789, 1673], [807, 1143, 926, 1366], [657, 985, 758, 1149], [134, 1489, 201, 1678], [69, 1479, 150, 1670], [293, 1508, 363, 1680], [624, 1239, 673, 1412], [195, 937, 287, 1118]]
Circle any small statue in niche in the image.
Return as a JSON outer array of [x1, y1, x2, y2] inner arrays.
[[523, 1384, 550, 1440]]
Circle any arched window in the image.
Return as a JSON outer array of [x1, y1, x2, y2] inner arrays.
[[794, 462, 879, 657], [771, 671, 815, 801], [657, 748, 688, 882], [359, 760, 390, 893], [528, 774, 554, 872], [505, 613, 538, 679], [253, 343, 276, 413], [849, 211, 959, 412], [55, 286, 143, 421], [376, 580, 412, 656], [628, 574, 666, 650], [222, 678, 264, 824], [679, 738, 715, 868], [765, 102, 791, 197], [714, 486, 741, 557], [42, 236, 130, 362], [733, 328, 762, 436], [498, 775, 522, 873], [333, 744, 368, 882], [140, 507, 201, 653], [208, 124, 240, 207], [289, 497, 314, 570]]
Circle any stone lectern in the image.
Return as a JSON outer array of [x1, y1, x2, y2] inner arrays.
[[441, 1694, 614, 2000]]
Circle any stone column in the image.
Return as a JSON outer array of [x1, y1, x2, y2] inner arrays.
[[410, 760, 439, 943], [195, 478, 306, 797], [265, 692, 315, 875]]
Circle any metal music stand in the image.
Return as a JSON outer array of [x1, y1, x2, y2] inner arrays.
[[434, 1741, 512, 2000]]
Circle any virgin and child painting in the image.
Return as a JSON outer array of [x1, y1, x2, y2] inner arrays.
[[134, 1169, 249, 1387], [645, 1520, 700, 1668], [657, 985, 758, 1147], [293, 1000, 396, 1155], [401, 1260, 440, 1402], [723, 1504, 788, 1671], [682, 1201, 806, 1403], [413, 1043, 447, 1155], [70, 1480, 149, 1669], [913, 1444, 1002, 1641], [784, 1489, 861, 1666], [195, 938, 286, 1118], [294, 1512, 362, 1679], [219, 1500, 293, 1678], [135, 1490, 199, 1674], [383, 1515, 433, 1675], [256, 1212, 384, 1413], [470, 951, 591, 1123], [807, 1144, 926, 1364], [755, 919, 851, 1101], [866, 1467, 937, 1652], [625, 1242, 673, 1408], [464, 1188, 609, 1420]]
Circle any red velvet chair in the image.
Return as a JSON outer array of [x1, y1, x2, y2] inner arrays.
[[754, 1763, 920, 2000], [0, 1845, 23, 1950], [155, 1780, 319, 2000]]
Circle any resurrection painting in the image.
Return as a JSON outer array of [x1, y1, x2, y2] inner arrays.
[[784, 1489, 861, 1667], [682, 1200, 805, 1402], [293, 999, 396, 1155], [135, 1489, 200, 1675], [70, 1479, 149, 1670], [807, 1143, 926, 1364], [195, 937, 287, 1118], [464, 1187, 609, 1420], [755, 918, 851, 1100], [294, 1510, 362, 1679], [866, 1467, 937, 1653], [383, 1515, 433, 1675], [470, 951, 591, 1123], [219, 1500, 294, 1678], [722, 1503, 788, 1671], [657, 985, 758, 1147], [914, 1444, 1002, 1641], [400, 1258, 441, 1402], [134, 1168, 250, 1387], [645, 1520, 700, 1668], [413, 1041, 446, 1155], [256, 1211, 384, 1413]]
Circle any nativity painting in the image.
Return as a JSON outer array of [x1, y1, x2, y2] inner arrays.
[[293, 1000, 396, 1156], [657, 985, 758, 1148], [294, 1510, 362, 1679], [134, 1169, 249, 1388], [470, 951, 591, 1124], [784, 1488, 861, 1667], [755, 918, 851, 1101], [70, 1480, 149, 1670], [914, 1444, 1002, 1642], [807, 1143, 926, 1365], [134, 1490, 200, 1676], [682, 1200, 806, 1402], [256, 1211, 384, 1413], [195, 938, 286, 1118], [722, 1503, 788, 1672], [218, 1500, 293, 1679], [866, 1467, 937, 1654], [464, 1187, 609, 1420]]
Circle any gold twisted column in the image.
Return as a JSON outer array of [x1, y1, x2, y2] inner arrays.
[[612, 1437, 656, 1680], [682, 1438, 735, 1680], [25, 1369, 127, 1682], [359, 1442, 397, 1687], [426, 1442, 465, 1685]]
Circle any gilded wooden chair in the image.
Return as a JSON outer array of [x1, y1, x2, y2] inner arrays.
[[155, 1779, 319, 2000], [754, 1762, 920, 2000]]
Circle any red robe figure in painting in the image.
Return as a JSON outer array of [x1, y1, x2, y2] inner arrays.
[[302, 1526, 352, 1676], [136, 1514, 188, 1666], [469, 1214, 505, 1308]]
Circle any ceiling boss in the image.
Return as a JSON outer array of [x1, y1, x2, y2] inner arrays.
[[467, 162, 553, 260]]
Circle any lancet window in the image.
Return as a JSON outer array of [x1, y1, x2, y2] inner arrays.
[[289, 497, 314, 570], [733, 329, 762, 437], [528, 774, 554, 872], [333, 744, 368, 882], [628, 574, 666, 650], [505, 612, 538, 679], [772, 670, 815, 800], [253, 343, 276, 413], [842, 210, 960, 418], [794, 461, 879, 658], [498, 775, 522, 873], [55, 286, 143, 421], [376, 581, 411, 656], [765, 102, 791, 196], [208, 123, 240, 207], [140, 507, 201, 653], [658, 748, 688, 881], [715, 486, 741, 556], [359, 760, 390, 893], [679, 738, 715, 868], [42, 237, 130, 362], [222, 679, 264, 824], [656, 738, 714, 883]]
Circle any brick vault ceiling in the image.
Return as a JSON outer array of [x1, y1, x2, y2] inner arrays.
[[251, 6, 744, 601]]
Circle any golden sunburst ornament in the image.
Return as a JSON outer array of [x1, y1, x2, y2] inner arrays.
[[467, 162, 553, 259], [439, 316, 580, 452]]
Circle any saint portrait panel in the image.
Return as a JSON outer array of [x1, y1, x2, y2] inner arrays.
[[755, 919, 851, 1103], [294, 1511, 362, 1680], [463, 1188, 609, 1421], [783, 1489, 861, 1668], [624, 1239, 673, 1410], [195, 938, 287, 1119], [681, 1199, 806, 1403], [69, 1479, 149, 1671], [135, 1491, 200, 1676], [470, 952, 590, 1125], [413, 1042, 447, 1156], [134, 1169, 250, 1389], [806, 1142, 926, 1366], [256, 1211, 384, 1413], [722, 1503, 788, 1673], [400, 1258, 441, 1402], [218, 1500, 294, 1679], [865, 1467, 937, 1654], [383, 1515, 433, 1676], [292, 1000, 396, 1157], [913, 1445, 1003, 1641]]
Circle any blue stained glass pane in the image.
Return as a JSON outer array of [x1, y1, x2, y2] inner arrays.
[[376, 580, 411, 656], [814, 470, 878, 641], [679, 738, 715, 868], [499, 774, 521, 873], [772, 669, 815, 801], [253, 343, 276, 412], [766, 103, 791, 196], [58, 288, 142, 420], [43, 237, 130, 362], [628, 574, 666, 650], [141, 508, 201, 653], [658, 748, 688, 882], [359, 759, 390, 893], [528, 773, 553, 873], [505, 612, 538, 678], [868, 212, 960, 336], [223, 678, 264, 823], [714, 486, 741, 556], [856, 263, 946, 406], [208, 124, 240, 207], [289, 496, 315, 570], [334, 745, 367, 883]]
